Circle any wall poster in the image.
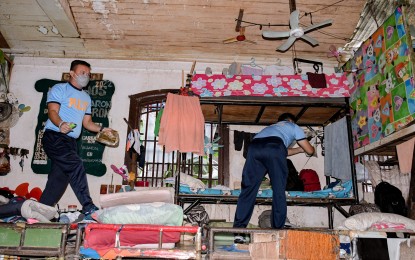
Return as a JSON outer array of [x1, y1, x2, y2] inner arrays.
[[344, 6, 415, 149]]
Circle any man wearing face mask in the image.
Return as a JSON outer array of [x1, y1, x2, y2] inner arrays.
[[40, 60, 111, 219]]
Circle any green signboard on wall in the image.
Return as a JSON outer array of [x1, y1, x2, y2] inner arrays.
[[31, 79, 115, 177]]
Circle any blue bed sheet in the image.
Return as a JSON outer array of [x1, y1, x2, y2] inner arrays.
[[179, 180, 353, 199]]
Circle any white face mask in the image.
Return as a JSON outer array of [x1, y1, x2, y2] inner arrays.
[[75, 73, 90, 87]]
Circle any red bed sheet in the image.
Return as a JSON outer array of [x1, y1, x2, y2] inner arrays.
[[84, 224, 181, 250]]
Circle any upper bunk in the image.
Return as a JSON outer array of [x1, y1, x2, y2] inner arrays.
[[169, 73, 359, 213], [191, 72, 350, 127]]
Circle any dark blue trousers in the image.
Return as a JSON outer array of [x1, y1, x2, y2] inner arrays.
[[39, 130, 94, 211], [234, 137, 288, 229]]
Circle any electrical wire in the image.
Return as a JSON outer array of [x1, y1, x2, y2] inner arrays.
[[235, 18, 288, 29], [300, 0, 347, 19]]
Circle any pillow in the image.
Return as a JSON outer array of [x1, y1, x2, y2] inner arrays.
[[165, 172, 205, 189], [176, 172, 206, 189], [336, 212, 415, 231], [94, 202, 183, 226]]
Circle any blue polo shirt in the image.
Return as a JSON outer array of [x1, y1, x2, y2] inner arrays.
[[254, 121, 306, 147], [44, 82, 92, 138]]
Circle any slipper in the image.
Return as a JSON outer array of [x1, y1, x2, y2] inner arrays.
[[110, 164, 128, 181]]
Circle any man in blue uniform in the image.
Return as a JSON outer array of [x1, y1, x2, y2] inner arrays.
[[233, 113, 314, 243], [40, 60, 111, 218]]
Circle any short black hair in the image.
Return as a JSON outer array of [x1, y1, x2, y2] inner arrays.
[[70, 60, 91, 71], [278, 113, 296, 122]]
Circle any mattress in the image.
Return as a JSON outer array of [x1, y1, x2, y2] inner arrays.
[[99, 187, 174, 208], [179, 180, 353, 199], [84, 227, 180, 250]]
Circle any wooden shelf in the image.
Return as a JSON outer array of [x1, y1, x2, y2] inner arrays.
[[354, 124, 415, 156]]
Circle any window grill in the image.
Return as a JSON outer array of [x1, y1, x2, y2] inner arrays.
[[126, 90, 225, 188]]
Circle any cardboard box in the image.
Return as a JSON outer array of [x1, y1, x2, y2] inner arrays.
[[249, 230, 339, 260], [250, 241, 279, 260]]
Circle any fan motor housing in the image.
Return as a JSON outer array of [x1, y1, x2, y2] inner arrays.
[[290, 28, 304, 38]]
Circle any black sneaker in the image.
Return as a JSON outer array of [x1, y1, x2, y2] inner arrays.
[[234, 233, 247, 244], [82, 205, 99, 221]]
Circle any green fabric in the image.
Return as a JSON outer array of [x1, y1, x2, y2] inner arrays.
[[209, 221, 256, 241], [154, 108, 164, 137], [97, 202, 183, 226]]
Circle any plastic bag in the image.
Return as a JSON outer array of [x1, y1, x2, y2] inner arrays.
[[96, 129, 119, 147], [355, 162, 369, 182]]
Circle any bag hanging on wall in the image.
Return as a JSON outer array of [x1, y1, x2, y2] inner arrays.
[[306, 72, 327, 88]]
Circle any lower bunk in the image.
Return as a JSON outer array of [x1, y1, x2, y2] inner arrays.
[[0, 222, 202, 260], [79, 223, 202, 259], [175, 178, 357, 229]]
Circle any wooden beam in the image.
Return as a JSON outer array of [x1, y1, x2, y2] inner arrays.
[[235, 9, 244, 32], [289, 0, 296, 13], [36, 0, 79, 37]]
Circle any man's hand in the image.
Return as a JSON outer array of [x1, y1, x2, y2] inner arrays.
[[287, 146, 304, 156], [59, 121, 75, 134]]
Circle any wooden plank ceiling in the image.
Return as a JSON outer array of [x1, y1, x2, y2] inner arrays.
[[0, 0, 379, 67]]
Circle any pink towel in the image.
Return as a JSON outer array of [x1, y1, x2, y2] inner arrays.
[[158, 93, 205, 156], [396, 137, 415, 173]]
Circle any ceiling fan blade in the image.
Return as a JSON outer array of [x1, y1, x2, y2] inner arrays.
[[290, 10, 300, 29], [262, 30, 290, 39], [303, 19, 333, 33], [223, 37, 238, 44], [277, 36, 297, 52], [300, 34, 319, 46]]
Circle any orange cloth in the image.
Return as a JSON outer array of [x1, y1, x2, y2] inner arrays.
[[396, 137, 415, 174], [158, 93, 205, 156]]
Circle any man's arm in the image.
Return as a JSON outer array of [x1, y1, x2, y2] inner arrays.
[[82, 114, 103, 132], [47, 103, 71, 134], [287, 146, 304, 156], [296, 139, 315, 156]]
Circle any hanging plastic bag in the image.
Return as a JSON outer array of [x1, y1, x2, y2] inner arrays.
[[96, 129, 119, 147], [355, 162, 369, 182]]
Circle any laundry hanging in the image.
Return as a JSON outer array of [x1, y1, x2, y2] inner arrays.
[[158, 93, 205, 156]]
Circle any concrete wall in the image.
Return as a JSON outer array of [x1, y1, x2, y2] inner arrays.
[[0, 56, 351, 227]]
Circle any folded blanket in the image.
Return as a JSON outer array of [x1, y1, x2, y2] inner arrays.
[[20, 200, 57, 222], [94, 202, 183, 226]]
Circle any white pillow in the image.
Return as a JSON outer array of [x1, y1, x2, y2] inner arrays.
[[336, 212, 415, 231], [177, 172, 206, 189]]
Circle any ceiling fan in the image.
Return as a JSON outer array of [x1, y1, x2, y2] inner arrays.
[[223, 27, 256, 44], [262, 10, 332, 52]]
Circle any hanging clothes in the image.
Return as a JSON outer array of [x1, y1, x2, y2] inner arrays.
[[154, 108, 164, 137], [126, 129, 140, 154], [323, 117, 352, 180], [396, 137, 415, 174], [158, 93, 205, 156]]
